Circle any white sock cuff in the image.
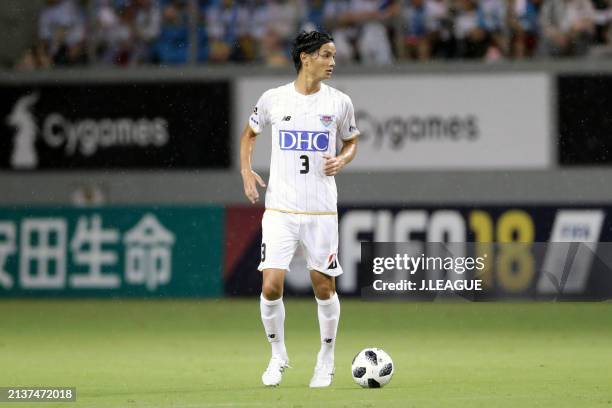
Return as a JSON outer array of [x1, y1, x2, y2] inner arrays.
[[260, 293, 283, 306], [315, 292, 338, 306]]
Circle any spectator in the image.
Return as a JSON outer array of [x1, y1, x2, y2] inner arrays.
[[403, 0, 450, 60], [109, 5, 139, 65], [302, 0, 327, 31], [19, 0, 612, 68], [539, 0, 595, 57], [38, 0, 86, 66], [266, 0, 302, 41], [195, 0, 210, 62], [323, 0, 357, 62], [477, 0, 509, 59], [94, 0, 120, 63], [260, 27, 291, 65], [427, 0, 453, 57], [152, 0, 189, 64], [509, 0, 543, 58], [15, 41, 52, 70], [453, 0, 489, 58], [252, 0, 302, 60], [348, 0, 398, 65], [94, 1, 143, 66], [206, 0, 252, 62], [404, 0, 431, 59], [132, 0, 162, 63], [591, 0, 612, 44]]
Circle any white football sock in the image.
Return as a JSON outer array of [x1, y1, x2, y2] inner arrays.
[[260, 293, 288, 361], [315, 292, 340, 365]]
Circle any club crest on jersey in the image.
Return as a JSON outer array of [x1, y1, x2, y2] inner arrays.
[[279, 130, 329, 151], [319, 114, 335, 127]]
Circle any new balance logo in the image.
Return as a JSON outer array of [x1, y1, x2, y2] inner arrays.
[[324, 338, 333, 344], [268, 334, 276, 339], [282, 115, 291, 121]]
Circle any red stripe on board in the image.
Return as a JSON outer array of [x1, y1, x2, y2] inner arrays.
[[224, 206, 265, 279]]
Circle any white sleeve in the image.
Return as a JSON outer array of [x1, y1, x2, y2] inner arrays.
[[338, 95, 360, 141], [248, 91, 271, 134]]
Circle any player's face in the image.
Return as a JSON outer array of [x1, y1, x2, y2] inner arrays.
[[308, 42, 336, 80]]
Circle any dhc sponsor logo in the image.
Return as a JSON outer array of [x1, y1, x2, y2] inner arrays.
[[279, 130, 329, 151]]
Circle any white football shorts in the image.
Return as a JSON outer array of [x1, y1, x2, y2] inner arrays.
[[257, 210, 343, 277]]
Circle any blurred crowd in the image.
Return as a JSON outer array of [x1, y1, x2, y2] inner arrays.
[[15, 0, 612, 69]]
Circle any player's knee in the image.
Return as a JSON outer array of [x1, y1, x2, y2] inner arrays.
[[262, 281, 283, 300], [313, 281, 334, 300]]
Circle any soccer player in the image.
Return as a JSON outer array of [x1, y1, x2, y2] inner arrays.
[[239, 30, 359, 388]]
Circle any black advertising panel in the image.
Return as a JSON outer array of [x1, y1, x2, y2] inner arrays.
[[224, 204, 612, 300], [0, 81, 230, 170], [558, 75, 612, 165], [342, 205, 612, 300]]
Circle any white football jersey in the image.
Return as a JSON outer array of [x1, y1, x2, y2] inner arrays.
[[249, 81, 359, 214]]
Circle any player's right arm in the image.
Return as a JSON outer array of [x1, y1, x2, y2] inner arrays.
[[240, 124, 266, 204], [240, 91, 271, 204]]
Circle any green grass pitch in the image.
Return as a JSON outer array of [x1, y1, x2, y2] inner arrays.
[[1, 299, 611, 407]]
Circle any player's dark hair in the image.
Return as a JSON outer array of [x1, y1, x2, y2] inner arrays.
[[291, 30, 334, 73]]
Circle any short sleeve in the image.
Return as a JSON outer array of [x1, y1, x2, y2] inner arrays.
[[338, 95, 360, 141], [248, 91, 271, 134]]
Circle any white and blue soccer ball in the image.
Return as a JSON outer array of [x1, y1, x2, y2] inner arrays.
[[351, 347, 394, 388]]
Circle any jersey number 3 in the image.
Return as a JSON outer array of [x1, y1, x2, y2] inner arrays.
[[299, 155, 309, 174]]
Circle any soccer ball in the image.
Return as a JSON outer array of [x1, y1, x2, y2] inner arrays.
[[351, 347, 394, 388]]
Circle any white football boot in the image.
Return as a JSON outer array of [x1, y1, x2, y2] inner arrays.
[[261, 356, 290, 387], [309, 361, 335, 388]]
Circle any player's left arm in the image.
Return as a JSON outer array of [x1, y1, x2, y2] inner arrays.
[[323, 137, 358, 176], [324, 94, 359, 176]]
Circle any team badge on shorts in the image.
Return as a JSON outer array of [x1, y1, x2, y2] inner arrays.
[[319, 114, 335, 128]]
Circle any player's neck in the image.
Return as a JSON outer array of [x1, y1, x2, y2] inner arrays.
[[294, 73, 321, 96]]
